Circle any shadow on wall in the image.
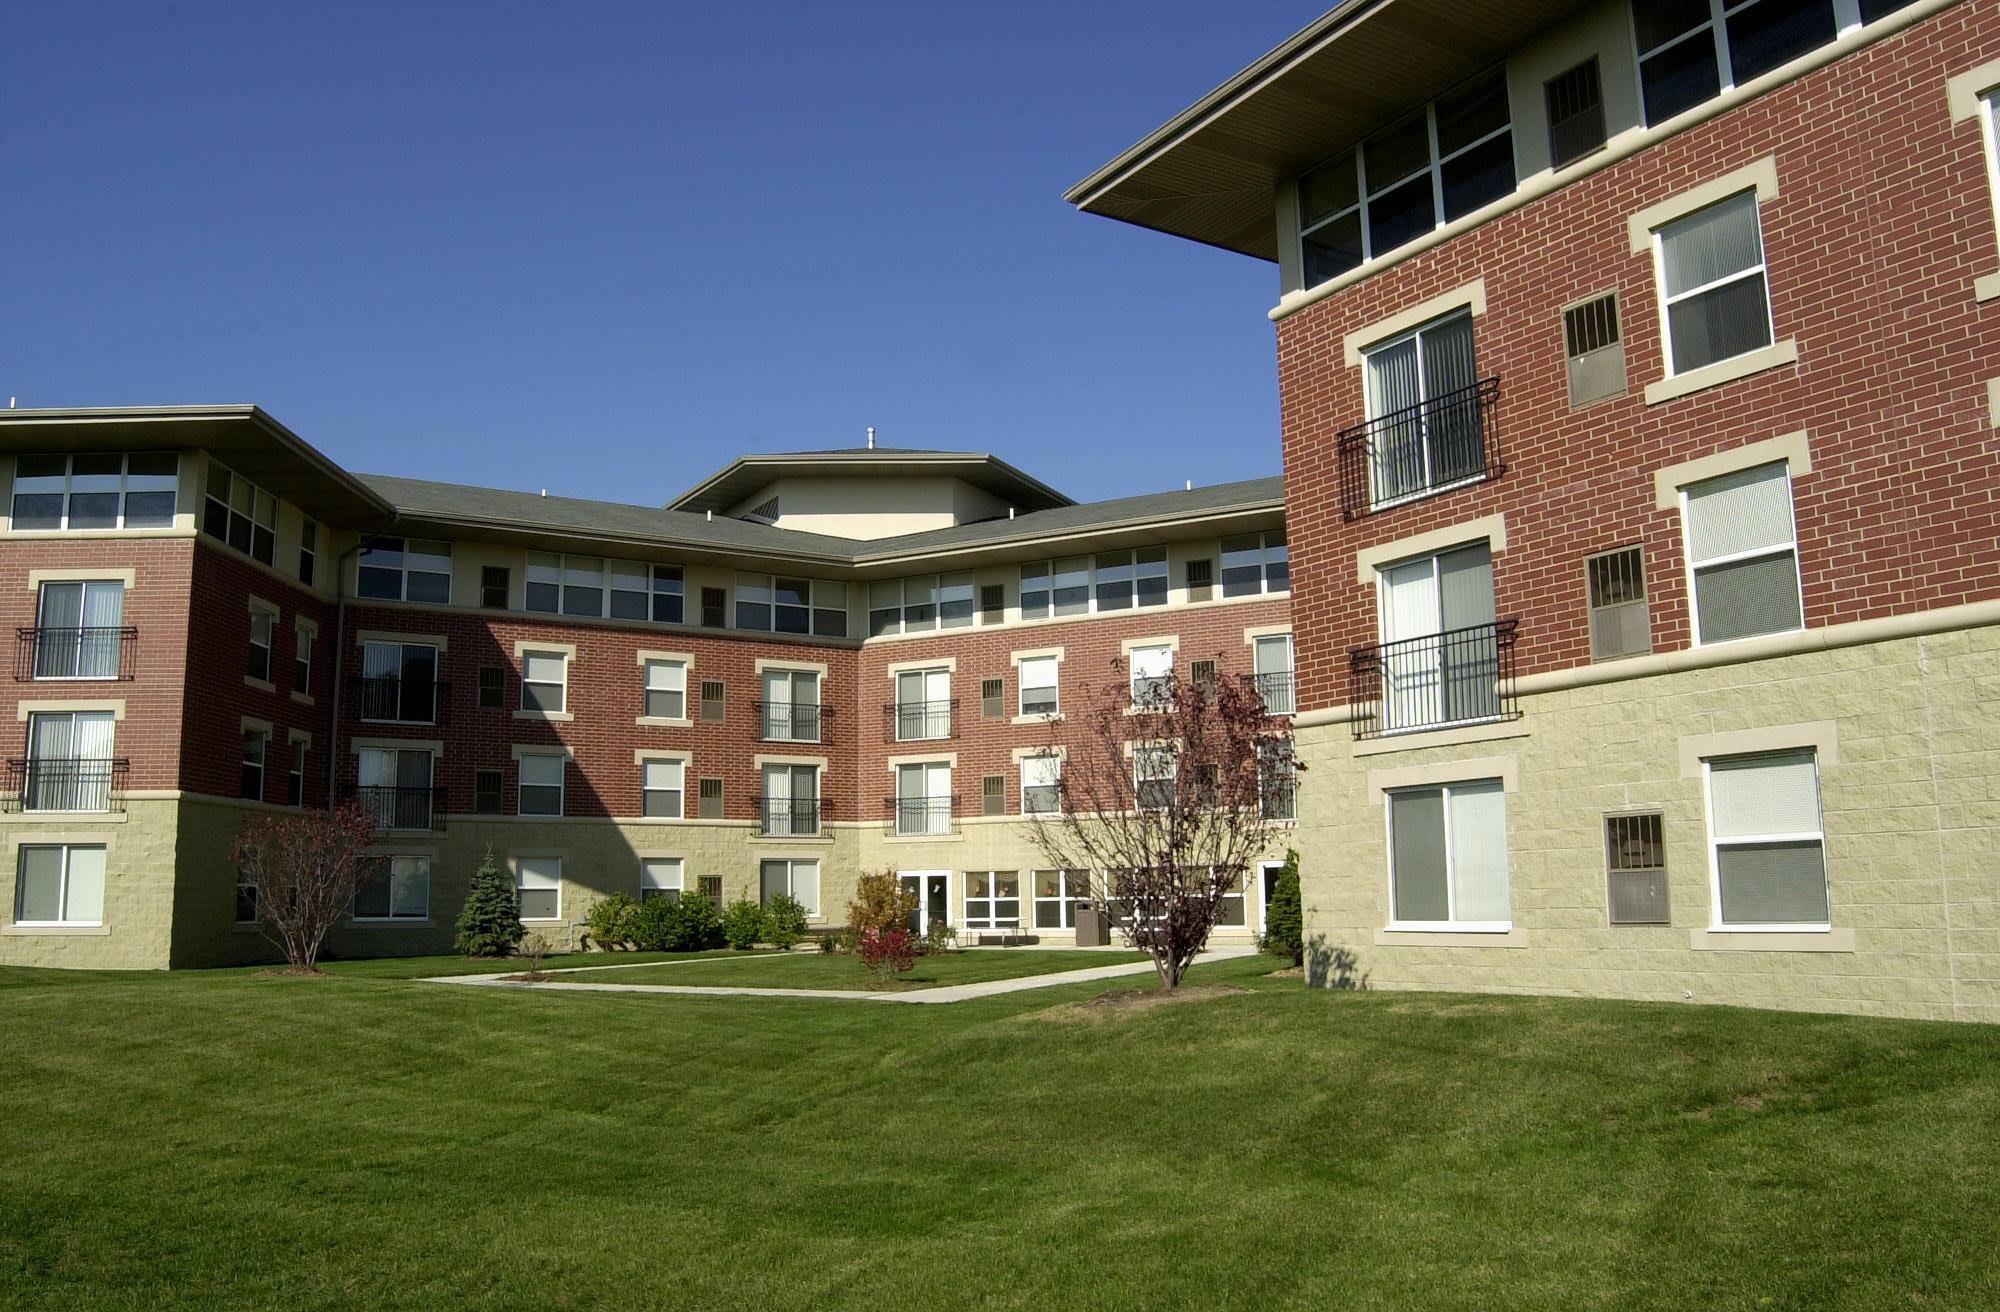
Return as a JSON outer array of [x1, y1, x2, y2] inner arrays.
[[1305, 934, 1369, 990]]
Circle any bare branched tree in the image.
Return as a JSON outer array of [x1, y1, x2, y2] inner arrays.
[[229, 803, 381, 972], [1026, 657, 1301, 988]]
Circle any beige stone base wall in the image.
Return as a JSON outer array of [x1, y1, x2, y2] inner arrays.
[[1293, 623, 2000, 1022], [0, 799, 182, 970]]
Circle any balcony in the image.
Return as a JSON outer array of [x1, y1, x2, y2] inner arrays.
[[1249, 670, 1296, 716], [759, 796, 824, 837], [4, 757, 129, 813], [15, 627, 136, 681], [887, 794, 957, 837], [1337, 377, 1502, 519], [352, 675, 447, 726], [756, 701, 828, 744], [886, 699, 954, 743], [1348, 619, 1519, 740], [349, 785, 446, 832]]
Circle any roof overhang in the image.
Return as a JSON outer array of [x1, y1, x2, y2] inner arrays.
[[0, 405, 395, 524], [1064, 0, 1593, 260], [667, 450, 1073, 516]]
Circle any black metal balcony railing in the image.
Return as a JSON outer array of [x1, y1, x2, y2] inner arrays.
[[886, 699, 955, 742], [755, 701, 827, 743], [352, 675, 447, 725], [1249, 670, 1297, 716], [888, 794, 957, 837], [1348, 619, 1520, 740], [349, 785, 447, 832], [15, 627, 136, 681], [4, 757, 130, 813], [1337, 376, 1502, 519], [759, 796, 824, 837]]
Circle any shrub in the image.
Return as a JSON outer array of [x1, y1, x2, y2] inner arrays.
[[722, 897, 768, 951], [919, 921, 959, 956], [1259, 848, 1303, 967], [857, 927, 918, 985], [583, 893, 638, 952], [666, 892, 725, 952], [455, 846, 525, 958], [627, 895, 676, 951], [516, 932, 553, 976], [766, 894, 810, 951], [846, 871, 916, 940]]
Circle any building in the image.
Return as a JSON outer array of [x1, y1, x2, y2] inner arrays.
[[1071, 0, 2000, 1020], [0, 406, 1297, 968]]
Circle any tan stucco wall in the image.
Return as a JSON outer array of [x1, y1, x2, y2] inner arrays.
[[0, 799, 182, 969], [1292, 622, 2000, 1021]]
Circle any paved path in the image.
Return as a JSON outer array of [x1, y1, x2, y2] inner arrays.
[[420, 947, 1256, 1005]]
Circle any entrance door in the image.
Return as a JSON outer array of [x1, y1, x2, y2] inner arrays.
[[898, 870, 951, 935]]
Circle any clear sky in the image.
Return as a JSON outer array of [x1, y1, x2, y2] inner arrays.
[[1, 1, 1312, 507]]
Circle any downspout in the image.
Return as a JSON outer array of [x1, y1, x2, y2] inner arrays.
[[325, 523, 396, 807]]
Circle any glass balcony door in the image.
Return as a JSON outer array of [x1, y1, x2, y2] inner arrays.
[[1364, 312, 1481, 505]]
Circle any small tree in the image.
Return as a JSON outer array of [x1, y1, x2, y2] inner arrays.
[[1260, 847, 1303, 967], [229, 802, 381, 973], [722, 896, 768, 951], [858, 927, 918, 985], [456, 846, 525, 958], [1028, 657, 1302, 989], [766, 894, 810, 951], [846, 871, 917, 943]]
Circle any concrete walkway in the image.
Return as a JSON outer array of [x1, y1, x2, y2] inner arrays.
[[420, 947, 1256, 1005]]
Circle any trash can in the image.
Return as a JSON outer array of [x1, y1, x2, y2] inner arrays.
[[1074, 907, 1110, 947]]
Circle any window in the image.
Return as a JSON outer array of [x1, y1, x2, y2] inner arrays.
[[202, 462, 276, 562], [640, 857, 684, 903], [241, 727, 268, 801], [1375, 541, 1499, 732], [359, 641, 439, 724], [1190, 659, 1218, 696], [761, 668, 821, 742], [965, 871, 1021, 930], [14, 451, 177, 532], [33, 580, 124, 679], [735, 575, 847, 637], [287, 738, 307, 807], [1387, 779, 1510, 930], [247, 608, 275, 685], [698, 776, 724, 819], [14, 844, 105, 926], [761, 764, 820, 836], [23, 711, 115, 811], [356, 746, 435, 829], [354, 855, 430, 921], [759, 858, 819, 916], [1259, 741, 1299, 821], [1606, 812, 1669, 925], [699, 874, 723, 904], [1253, 634, 1296, 714], [478, 665, 506, 711], [481, 565, 510, 610], [236, 877, 258, 925], [473, 769, 504, 814], [298, 519, 318, 587], [1016, 554, 1167, 621], [1361, 312, 1485, 506], [652, 566, 685, 624], [1033, 869, 1092, 930], [894, 667, 951, 741], [642, 758, 685, 819], [1091, 549, 1169, 612], [894, 761, 952, 836], [518, 755, 565, 816], [1185, 557, 1214, 602], [1587, 546, 1651, 660], [700, 586, 726, 628], [516, 856, 562, 920], [292, 624, 314, 697], [1545, 57, 1606, 167], [699, 679, 726, 722], [1652, 191, 1773, 376], [357, 538, 452, 604], [1020, 754, 1060, 815], [1298, 67, 1514, 287], [868, 574, 971, 636], [980, 677, 1004, 719], [520, 649, 568, 715], [1134, 746, 1176, 810], [979, 583, 1005, 623], [522, 554, 666, 622], [1017, 558, 1090, 621], [981, 773, 1006, 817], [1633, 0, 1901, 127], [1128, 644, 1173, 707], [1563, 291, 1625, 407], [1018, 657, 1059, 717], [1706, 749, 1828, 928], [1681, 462, 1802, 644], [643, 659, 688, 720], [1220, 532, 1289, 597]]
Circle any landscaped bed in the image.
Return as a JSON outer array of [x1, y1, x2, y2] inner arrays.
[[548, 947, 1147, 990], [2, 953, 1996, 1310]]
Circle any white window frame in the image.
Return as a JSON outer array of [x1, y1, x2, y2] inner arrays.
[[247, 607, 275, 685], [1677, 461, 1804, 648], [759, 857, 820, 916], [1017, 656, 1060, 717], [292, 620, 314, 698], [1702, 750, 1831, 933], [13, 843, 107, 927], [1019, 753, 1061, 817], [517, 754, 566, 817], [523, 553, 658, 621], [1632, 1, 1880, 128], [642, 756, 686, 820], [734, 574, 849, 637], [640, 857, 684, 903], [520, 649, 569, 716], [868, 573, 974, 636], [1383, 779, 1512, 933], [242, 726, 268, 802], [1981, 91, 2000, 251], [31, 579, 126, 681], [1219, 531, 1290, 598], [963, 870, 1023, 930], [356, 537, 453, 605], [24, 709, 117, 813], [1133, 746, 1177, 810], [515, 855, 563, 922], [287, 736, 307, 807], [1031, 868, 1093, 931], [352, 854, 431, 922], [1017, 553, 1173, 621], [203, 460, 277, 563], [644, 658, 688, 721], [1649, 190, 1775, 380], [762, 667, 823, 743], [1358, 313, 1485, 509], [12, 451, 179, 533], [1128, 644, 1174, 707]]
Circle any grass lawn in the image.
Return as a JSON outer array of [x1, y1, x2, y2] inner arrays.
[[2, 956, 1997, 1311], [555, 947, 1147, 989]]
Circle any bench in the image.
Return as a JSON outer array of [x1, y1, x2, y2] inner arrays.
[[971, 922, 1032, 947]]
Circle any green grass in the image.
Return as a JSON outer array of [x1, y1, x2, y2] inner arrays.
[[2, 956, 1997, 1311], [556, 947, 1147, 989]]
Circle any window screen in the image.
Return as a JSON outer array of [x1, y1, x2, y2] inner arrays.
[[1586, 546, 1650, 660]]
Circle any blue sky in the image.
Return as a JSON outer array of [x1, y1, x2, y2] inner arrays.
[[0, 1, 1309, 507]]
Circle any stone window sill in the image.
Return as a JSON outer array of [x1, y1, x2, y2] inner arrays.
[[1375, 928, 1529, 948], [1643, 339, 1797, 405], [1690, 928, 1854, 952]]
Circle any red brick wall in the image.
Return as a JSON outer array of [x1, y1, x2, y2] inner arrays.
[[1278, 4, 2000, 712]]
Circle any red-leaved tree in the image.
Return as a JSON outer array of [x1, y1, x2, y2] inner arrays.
[[1027, 657, 1300, 989], [230, 803, 381, 972]]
